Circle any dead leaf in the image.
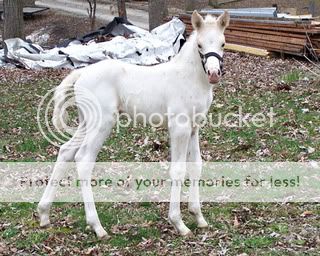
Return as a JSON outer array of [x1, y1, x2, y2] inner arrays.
[[300, 211, 313, 217], [307, 147, 315, 154], [233, 215, 240, 228], [276, 84, 291, 91]]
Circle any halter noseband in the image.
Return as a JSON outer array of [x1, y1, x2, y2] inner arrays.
[[199, 51, 224, 76]]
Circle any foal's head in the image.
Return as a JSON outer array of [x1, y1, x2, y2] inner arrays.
[[192, 11, 230, 84]]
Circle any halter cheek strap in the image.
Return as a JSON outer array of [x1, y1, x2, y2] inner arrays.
[[199, 51, 225, 76]]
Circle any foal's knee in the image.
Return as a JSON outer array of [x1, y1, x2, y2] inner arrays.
[[170, 165, 187, 182], [57, 143, 78, 162], [189, 162, 202, 172], [74, 148, 94, 163], [188, 161, 202, 179]]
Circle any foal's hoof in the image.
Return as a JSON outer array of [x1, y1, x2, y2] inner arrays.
[[181, 230, 194, 238], [96, 228, 110, 240], [198, 222, 209, 229], [179, 227, 193, 237], [37, 205, 50, 228], [39, 215, 51, 228], [40, 220, 51, 228], [197, 220, 209, 229]]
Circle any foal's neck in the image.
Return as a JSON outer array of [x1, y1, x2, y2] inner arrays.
[[174, 32, 200, 66], [173, 32, 209, 85]]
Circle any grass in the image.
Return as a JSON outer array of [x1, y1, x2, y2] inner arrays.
[[0, 59, 319, 254], [280, 69, 302, 84]]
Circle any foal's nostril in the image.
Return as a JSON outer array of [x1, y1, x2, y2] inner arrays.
[[218, 70, 221, 76], [207, 70, 211, 76]]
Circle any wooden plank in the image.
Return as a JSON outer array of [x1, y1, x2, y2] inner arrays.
[[228, 23, 320, 34], [232, 42, 303, 55], [187, 26, 320, 48], [226, 41, 303, 55], [311, 40, 320, 48], [166, 15, 320, 57], [225, 30, 307, 45], [226, 27, 307, 39], [180, 17, 320, 34], [179, 14, 316, 26], [225, 35, 304, 53], [225, 43, 269, 56], [229, 21, 314, 31], [179, 13, 313, 25], [225, 34, 303, 48], [230, 20, 312, 29]]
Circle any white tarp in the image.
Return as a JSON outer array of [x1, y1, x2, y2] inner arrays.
[[0, 18, 186, 69]]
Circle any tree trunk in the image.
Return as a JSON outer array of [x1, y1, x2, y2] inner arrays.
[[148, 0, 168, 31], [24, 0, 35, 6], [185, 0, 209, 11], [117, 0, 127, 19], [3, 0, 24, 40], [86, 0, 97, 31], [185, 0, 195, 11], [309, 0, 316, 17]]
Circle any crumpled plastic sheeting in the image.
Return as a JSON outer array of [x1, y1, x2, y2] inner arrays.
[[58, 17, 134, 47], [0, 18, 186, 69], [0, 49, 6, 66]]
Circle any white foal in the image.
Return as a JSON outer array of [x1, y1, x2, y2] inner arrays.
[[38, 11, 230, 238]]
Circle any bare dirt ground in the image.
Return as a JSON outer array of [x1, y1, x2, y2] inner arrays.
[[36, 0, 149, 29], [17, 10, 105, 47]]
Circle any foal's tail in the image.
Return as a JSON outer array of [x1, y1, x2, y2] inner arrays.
[[52, 70, 82, 130]]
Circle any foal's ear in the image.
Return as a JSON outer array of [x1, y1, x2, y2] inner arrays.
[[217, 11, 230, 31], [192, 10, 204, 31]]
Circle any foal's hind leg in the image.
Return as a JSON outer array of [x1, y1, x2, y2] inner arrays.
[[38, 128, 84, 227], [187, 127, 208, 228], [75, 116, 115, 239]]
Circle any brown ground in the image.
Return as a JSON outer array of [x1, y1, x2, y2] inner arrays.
[[1, 9, 106, 48]]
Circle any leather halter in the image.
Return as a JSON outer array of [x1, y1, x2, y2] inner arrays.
[[199, 51, 224, 76]]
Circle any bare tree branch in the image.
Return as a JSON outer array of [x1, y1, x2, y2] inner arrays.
[[86, 0, 97, 30]]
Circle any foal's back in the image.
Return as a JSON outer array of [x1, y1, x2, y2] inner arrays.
[[74, 58, 196, 116]]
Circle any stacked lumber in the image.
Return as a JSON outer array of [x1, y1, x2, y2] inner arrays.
[[175, 13, 320, 58], [224, 43, 269, 56]]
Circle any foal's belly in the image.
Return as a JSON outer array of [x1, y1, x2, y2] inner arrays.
[[119, 97, 168, 127]]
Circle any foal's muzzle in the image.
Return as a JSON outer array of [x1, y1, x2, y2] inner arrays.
[[199, 51, 224, 84], [208, 70, 220, 84]]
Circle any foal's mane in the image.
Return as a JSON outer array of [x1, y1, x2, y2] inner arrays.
[[171, 32, 197, 64]]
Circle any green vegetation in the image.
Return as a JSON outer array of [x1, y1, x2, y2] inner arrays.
[[280, 69, 302, 84], [0, 62, 319, 254]]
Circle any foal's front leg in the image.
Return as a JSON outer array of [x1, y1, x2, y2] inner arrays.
[[168, 118, 192, 236], [187, 127, 208, 228]]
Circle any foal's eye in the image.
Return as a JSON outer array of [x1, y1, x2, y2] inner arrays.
[[198, 44, 202, 49], [222, 43, 225, 48]]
